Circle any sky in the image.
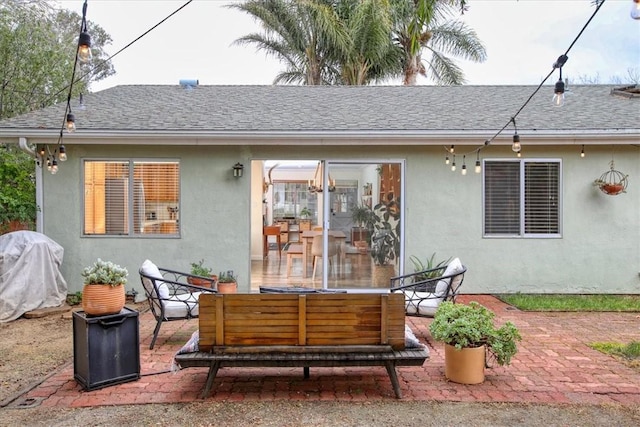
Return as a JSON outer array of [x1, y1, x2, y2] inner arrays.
[[55, 0, 640, 92]]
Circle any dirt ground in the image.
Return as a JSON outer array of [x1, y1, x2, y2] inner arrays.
[[1, 307, 639, 427]]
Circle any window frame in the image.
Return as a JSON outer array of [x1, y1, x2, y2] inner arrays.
[[81, 158, 181, 238], [482, 158, 562, 239]]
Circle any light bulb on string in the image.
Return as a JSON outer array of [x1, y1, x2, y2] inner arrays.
[[51, 158, 58, 174], [552, 78, 565, 107], [451, 155, 456, 172], [475, 152, 481, 174], [59, 145, 67, 162], [632, 0, 640, 20], [512, 133, 521, 153], [461, 156, 467, 175], [449, 145, 455, 154], [580, 145, 585, 158], [445, 155, 450, 165], [66, 113, 76, 132]]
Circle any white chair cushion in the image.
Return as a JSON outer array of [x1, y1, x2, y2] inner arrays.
[[141, 259, 169, 299], [435, 257, 464, 297], [404, 290, 443, 317], [163, 292, 201, 318]]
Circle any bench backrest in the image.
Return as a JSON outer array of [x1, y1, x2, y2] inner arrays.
[[198, 293, 406, 351]]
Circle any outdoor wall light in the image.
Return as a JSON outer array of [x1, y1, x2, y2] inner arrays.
[[233, 162, 244, 178]]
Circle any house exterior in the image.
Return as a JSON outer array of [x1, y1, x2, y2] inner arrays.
[[0, 84, 638, 295]]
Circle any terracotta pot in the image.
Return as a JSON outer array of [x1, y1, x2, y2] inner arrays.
[[188, 275, 217, 288], [601, 183, 624, 195], [82, 284, 125, 316], [217, 281, 237, 294], [444, 344, 486, 384]]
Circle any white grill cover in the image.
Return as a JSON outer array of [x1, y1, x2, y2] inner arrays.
[[0, 231, 68, 322]]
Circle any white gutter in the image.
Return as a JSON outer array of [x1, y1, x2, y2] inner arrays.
[[18, 137, 35, 156]]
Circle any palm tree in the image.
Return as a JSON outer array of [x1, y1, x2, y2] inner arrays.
[[393, 0, 487, 85], [227, 0, 348, 85], [332, 0, 401, 85]]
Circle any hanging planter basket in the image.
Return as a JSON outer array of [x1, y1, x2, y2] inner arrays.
[[594, 161, 628, 196]]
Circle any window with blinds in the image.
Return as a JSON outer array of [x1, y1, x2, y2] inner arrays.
[[483, 159, 561, 237], [83, 160, 180, 236]]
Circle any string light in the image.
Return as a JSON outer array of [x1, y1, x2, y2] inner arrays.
[[632, 0, 640, 20], [461, 156, 467, 175], [580, 145, 585, 158], [444, 1, 607, 173], [449, 145, 455, 154], [451, 155, 456, 172], [445, 155, 450, 165]]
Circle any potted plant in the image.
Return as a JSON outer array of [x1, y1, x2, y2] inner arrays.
[[217, 270, 238, 293], [350, 203, 373, 244], [369, 202, 400, 286], [188, 259, 217, 288], [409, 253, 452, 289], [81, 258, 128, 316], [429, 301, 521, 384]]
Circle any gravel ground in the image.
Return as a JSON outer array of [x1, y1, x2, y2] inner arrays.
[[1, 307, 639, 426]]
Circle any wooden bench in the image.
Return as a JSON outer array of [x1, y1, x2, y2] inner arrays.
[[174, 293, 428, 398]]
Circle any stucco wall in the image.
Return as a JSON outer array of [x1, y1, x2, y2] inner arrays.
[[40, 143, 640, 296]]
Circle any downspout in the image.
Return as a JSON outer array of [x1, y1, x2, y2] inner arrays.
[[18, 137, 44, 232]]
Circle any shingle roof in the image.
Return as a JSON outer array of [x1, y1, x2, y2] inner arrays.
[[0, 85, 638, 141]]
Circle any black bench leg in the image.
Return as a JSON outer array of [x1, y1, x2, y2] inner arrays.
[[202, 362, 221, 398], [384, 362, 402, 399], [303, 367, 310, 379]]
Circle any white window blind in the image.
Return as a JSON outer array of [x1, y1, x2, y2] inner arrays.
[[83, 160, 180, 236], [484, 160, 560, 237]]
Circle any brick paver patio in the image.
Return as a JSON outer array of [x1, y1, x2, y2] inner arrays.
[[15, 295, 640, 408]]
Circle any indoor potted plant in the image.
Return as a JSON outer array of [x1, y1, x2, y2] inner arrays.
[[429, 301, 521, 384], [350, 203, 373, 245], [369, 202, 400, 286], [188, 259, 217, 288], [217, 270, 238, 293], [81, 258, 128, 316]]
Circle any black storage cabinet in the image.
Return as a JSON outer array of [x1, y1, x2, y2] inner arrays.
[[73, 307, 140, 391]]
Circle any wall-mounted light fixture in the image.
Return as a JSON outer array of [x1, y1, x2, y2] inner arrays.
[[233, 162, 244, 178]]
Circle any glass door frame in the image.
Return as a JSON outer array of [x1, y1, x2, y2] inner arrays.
[[319, 159, 406, 290]]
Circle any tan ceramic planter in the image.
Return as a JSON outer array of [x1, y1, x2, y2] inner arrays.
[[444, 343, 486, 384], [82, 284, 125, 316]]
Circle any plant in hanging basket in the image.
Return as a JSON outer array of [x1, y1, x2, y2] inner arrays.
[[593, 161, 628, 196]]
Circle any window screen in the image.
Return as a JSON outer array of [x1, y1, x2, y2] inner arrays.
[[484, 160, 560, 237], [83, 160, 180, 236]]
